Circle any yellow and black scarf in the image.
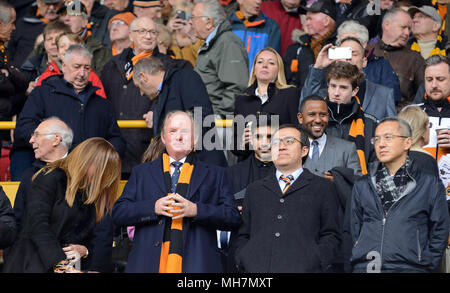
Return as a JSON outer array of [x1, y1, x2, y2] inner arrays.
[[410, 34, 447, 57], [125, 51, 153, 80], [159, 152, 195, 273], [0, 43, 6, 68], [326, 96, 368, 175], [347, 96, 368, 175]]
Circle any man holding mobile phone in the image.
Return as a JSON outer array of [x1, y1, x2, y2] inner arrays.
[[300, 37, 396, 121]]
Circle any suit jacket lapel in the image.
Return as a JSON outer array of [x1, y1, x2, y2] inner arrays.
[[185, 161, 208, 200], [148, 158, 168, 195]]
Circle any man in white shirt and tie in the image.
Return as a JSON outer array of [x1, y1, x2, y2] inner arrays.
[[298, 94, 362, 180]]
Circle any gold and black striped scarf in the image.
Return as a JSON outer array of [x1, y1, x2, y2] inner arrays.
[[158, 152, 195, 273], [347, 96, 368, 175], [325, 96, 368, 174], [410, 34, 447, 57]]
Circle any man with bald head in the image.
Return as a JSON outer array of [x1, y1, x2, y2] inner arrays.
[[13, 117, 73, 230], [101, 16, 191, 178]]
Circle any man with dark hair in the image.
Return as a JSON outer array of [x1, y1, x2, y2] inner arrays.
[[298, 95, 362, 179], [324, 61, 377, 175], [132, 56, 227, 166], [20, 20, 71, 85], [7, 0, 64, 68], [349, 117, 449, 272], [300, 37, 397, 120], [416, 55, 450, 198], [235, 123, 341, 272]]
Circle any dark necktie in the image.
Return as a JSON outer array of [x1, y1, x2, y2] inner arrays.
[[311, 140, 319, 161], [280, 175, 294, 194], [171, 161, 183, 193], [220, 231, 228, 250]]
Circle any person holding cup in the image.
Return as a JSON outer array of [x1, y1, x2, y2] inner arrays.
[[417, 55, 450, 162]]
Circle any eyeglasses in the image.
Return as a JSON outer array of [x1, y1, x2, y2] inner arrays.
[[31, 131, 56, 138], [428, 121, 433, 128], [132, 29, 159, 37], [271, 136, 301, 147], [370, 134, 409, 145]]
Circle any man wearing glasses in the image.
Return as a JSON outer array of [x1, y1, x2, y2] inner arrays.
[[349, 117, 449, 273], [235, 124, 341, 272], [101, 16, 191, 178]]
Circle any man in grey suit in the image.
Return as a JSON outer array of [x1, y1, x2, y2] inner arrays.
[[298, 94, 362, 272], [297, 95, 362, 179], [300, 37, 397, 121]]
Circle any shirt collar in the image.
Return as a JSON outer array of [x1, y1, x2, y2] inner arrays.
[[276, 167, 304, 183]]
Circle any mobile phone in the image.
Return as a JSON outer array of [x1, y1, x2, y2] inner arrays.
[[328, 47, 352, 60], [176, 10, 191, 21]]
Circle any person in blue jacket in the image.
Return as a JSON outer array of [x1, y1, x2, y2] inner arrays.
[[228, 0, 281, 74], [14, 43, 125, 172]]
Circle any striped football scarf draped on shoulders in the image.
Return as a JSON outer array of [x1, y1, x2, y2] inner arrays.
[[159, 152, 195, 273], [325, 95, 368, 175]]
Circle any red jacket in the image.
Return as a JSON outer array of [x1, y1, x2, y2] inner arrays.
[[36, 61, 107, 99], [260, 0, 302, 55]]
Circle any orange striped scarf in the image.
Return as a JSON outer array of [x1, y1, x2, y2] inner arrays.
[[159, 152, 195, 273]]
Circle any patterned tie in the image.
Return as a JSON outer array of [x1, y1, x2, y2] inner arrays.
[[171, 161, 183, 193], [311, 140, 319, 161], [280, 175, 294, 194]]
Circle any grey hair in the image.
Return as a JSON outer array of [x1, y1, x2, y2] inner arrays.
[[133, 56, 166, 82], [378, 117, 412, 138], [382, 7, 410, 28], [194, 0, 226, 27], [129, 16, 158, 33], [161, 110, 201, 143], [42, 116, 74, 150], [0, 1, 14, 24], [63, 43, 93, 64], [337, 20, 369, 46], [425, 54, 450, 73]]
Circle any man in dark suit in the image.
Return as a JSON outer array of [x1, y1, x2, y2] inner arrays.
[[235, 124, 341, 272], [223, 116, 275, 272], [112, 110, 241, 273], [132, 55, 228, 167]]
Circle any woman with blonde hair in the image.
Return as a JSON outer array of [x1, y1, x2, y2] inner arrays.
[[397, 105, 439, 176], [3, 137, 121, 273], [233, 47, 300, 161]]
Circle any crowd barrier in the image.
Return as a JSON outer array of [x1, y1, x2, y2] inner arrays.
[[0, 119, 232, 205]]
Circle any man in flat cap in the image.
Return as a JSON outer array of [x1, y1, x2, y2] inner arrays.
[[408, 5, 447, 59], [282, 0, 337, 91]]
